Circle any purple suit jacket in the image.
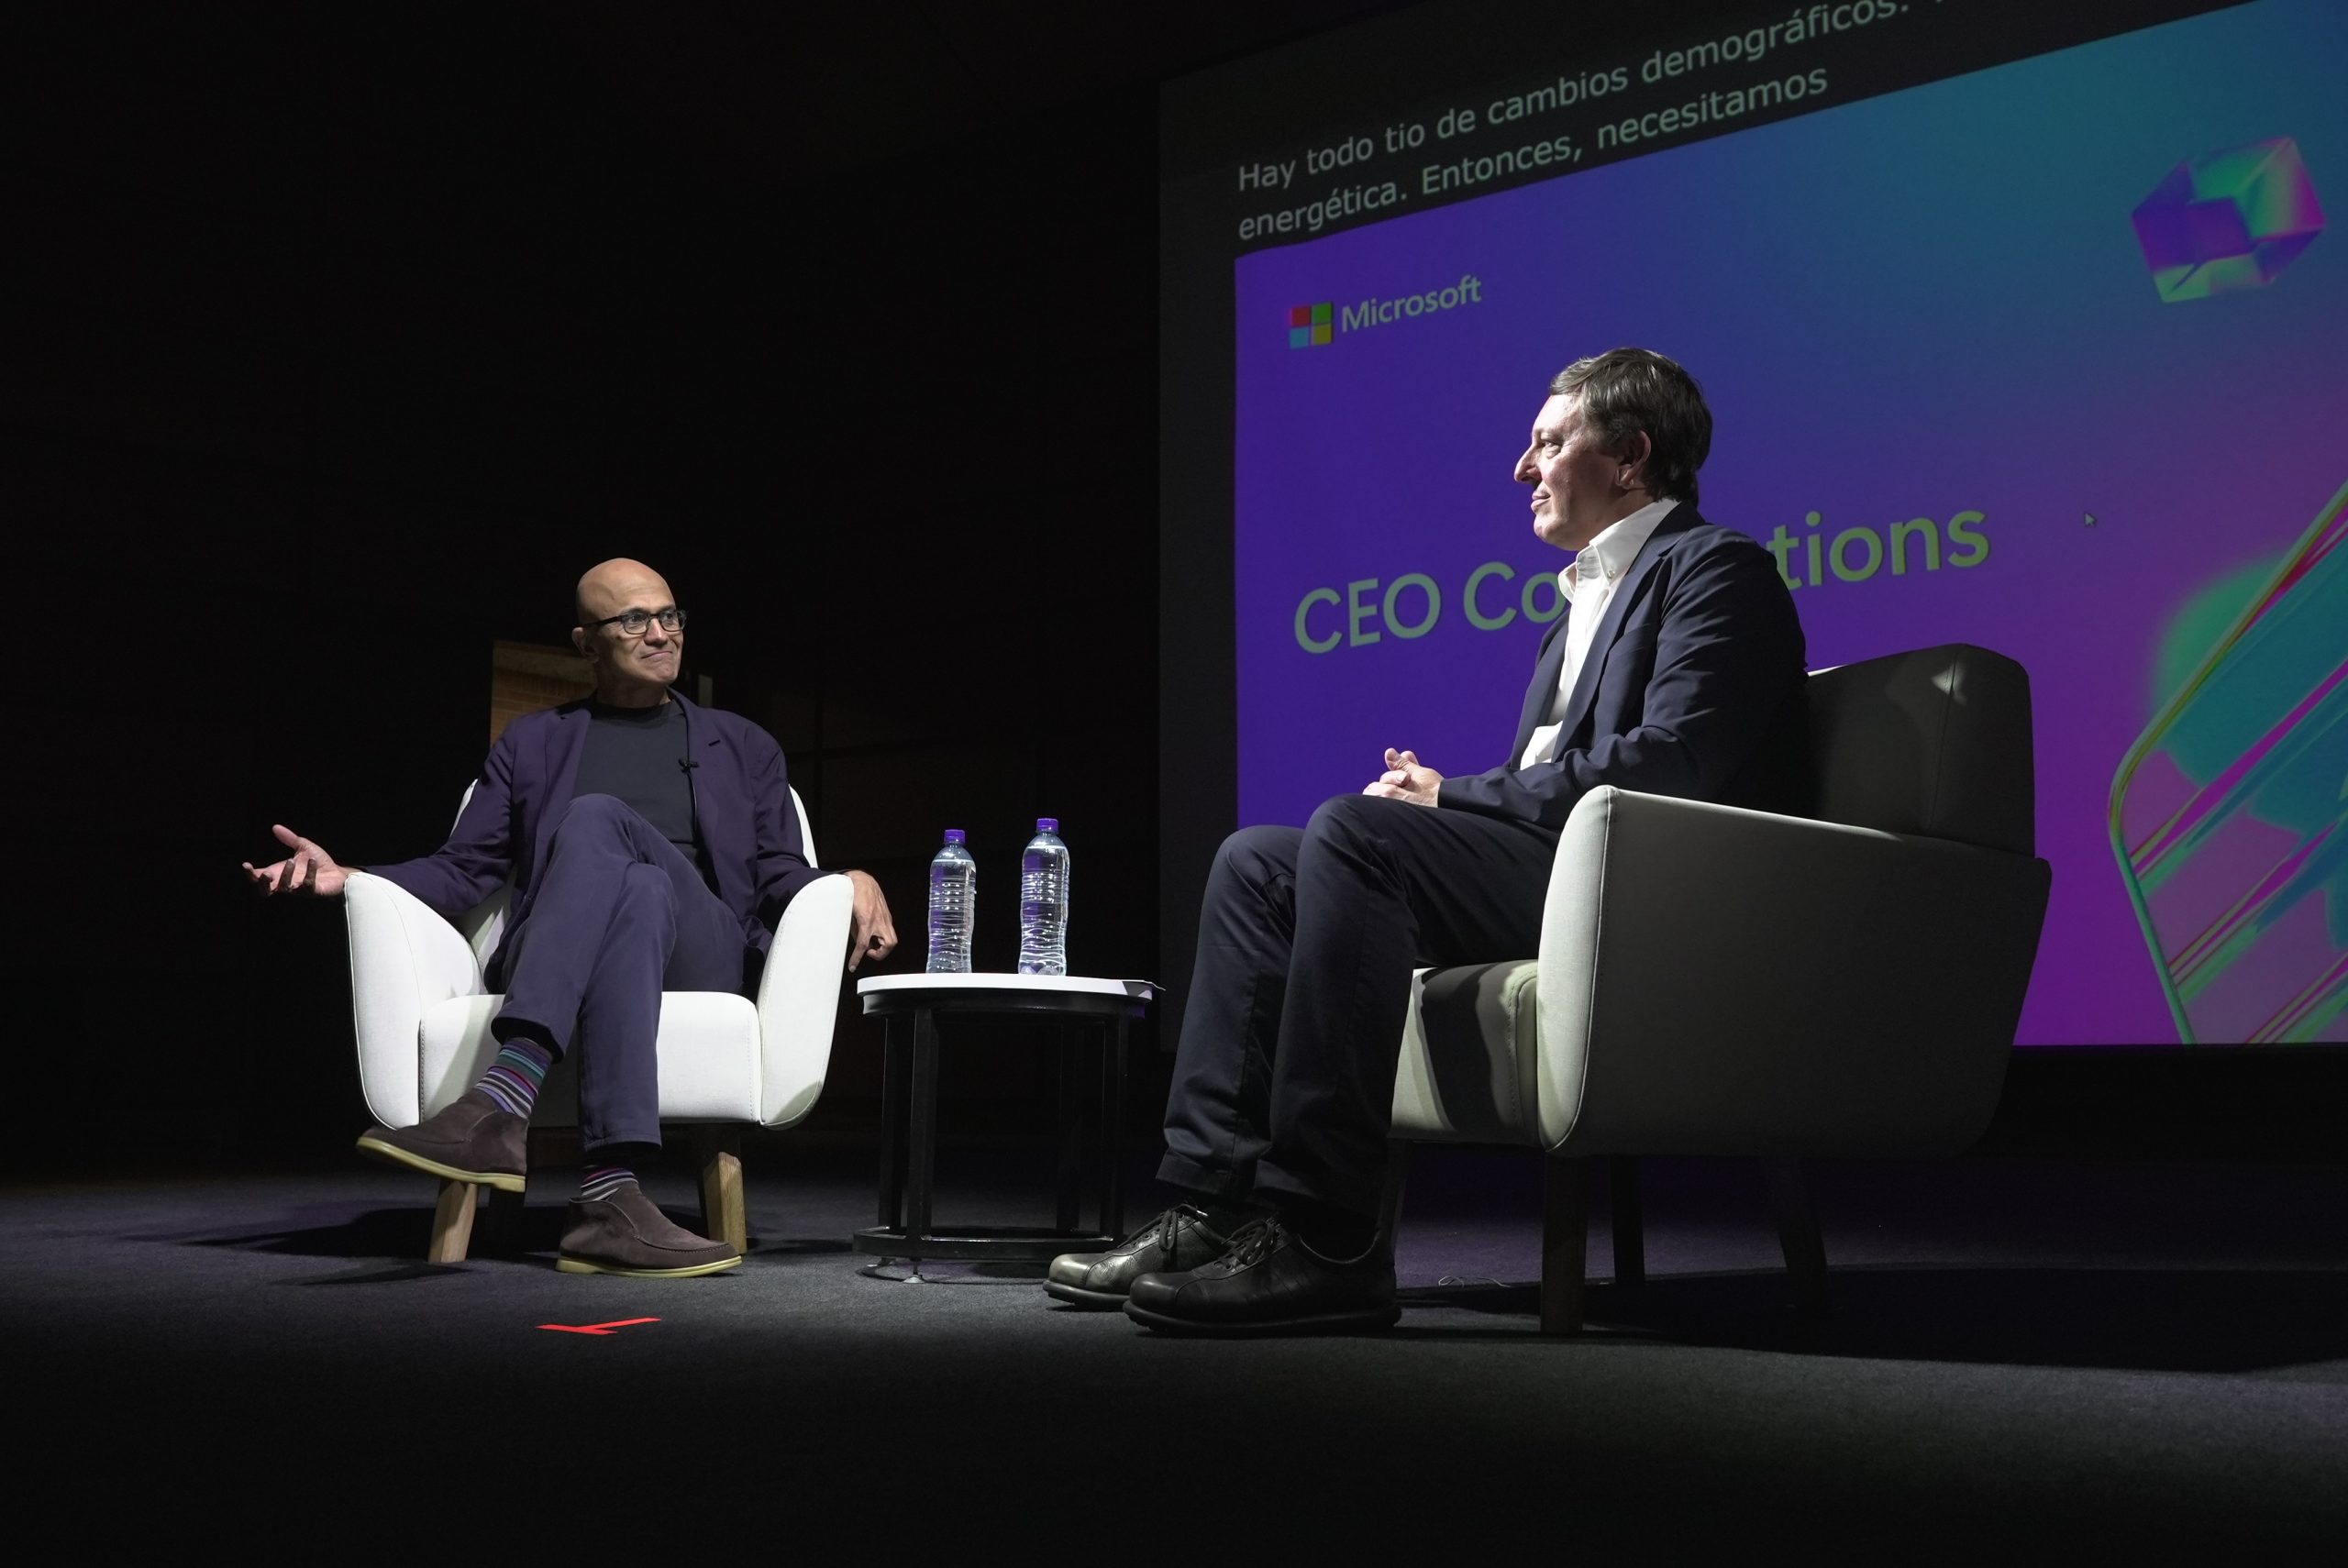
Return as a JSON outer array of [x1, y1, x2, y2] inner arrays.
[[369, 692, 834, 980]]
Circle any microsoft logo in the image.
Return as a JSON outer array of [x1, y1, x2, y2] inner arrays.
[[1285, 276, 1485, 348]]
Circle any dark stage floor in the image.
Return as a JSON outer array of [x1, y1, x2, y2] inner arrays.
[[11, 1138, 2346, 1552]]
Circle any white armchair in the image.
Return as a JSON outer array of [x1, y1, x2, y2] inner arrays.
[[1385, 644, 2053, 1331], [342, 786, 855, 1262]]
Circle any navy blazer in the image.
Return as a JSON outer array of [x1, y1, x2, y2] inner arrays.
[[369, 692, 833, 977], [1437, 502, 1810, 830]]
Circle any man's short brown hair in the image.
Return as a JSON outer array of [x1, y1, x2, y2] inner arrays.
[[1550, 348, 1711, 505]]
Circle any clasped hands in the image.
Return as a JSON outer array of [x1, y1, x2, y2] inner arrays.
[[1361, 746, 1443, 808]]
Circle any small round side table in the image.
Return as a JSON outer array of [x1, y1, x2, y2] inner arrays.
[[852, 973, 1153, 1272]]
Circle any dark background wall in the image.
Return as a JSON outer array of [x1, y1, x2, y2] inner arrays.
[[6, 1, 2338, 1175], [4, 1, 1213, 1166]]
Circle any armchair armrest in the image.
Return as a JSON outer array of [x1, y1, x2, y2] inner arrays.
[[1536, 787, 2050, 1159], [343, 870, 489, 1129], [754, 871, 856, 1127]]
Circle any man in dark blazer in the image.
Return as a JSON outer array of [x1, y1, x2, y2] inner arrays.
[[245, 558, 897, 1277], [1048, 348, 1809, 1331]]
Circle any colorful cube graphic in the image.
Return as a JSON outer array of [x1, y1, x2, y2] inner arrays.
[[2132, 137, 2325, 302], [1288, 302, 1335, 348]]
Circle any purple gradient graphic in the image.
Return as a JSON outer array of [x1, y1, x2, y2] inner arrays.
[[2132, 137, 2326, 301], [1227, 1, 2348, 1044]]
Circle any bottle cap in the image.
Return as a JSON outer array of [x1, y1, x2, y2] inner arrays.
[[1036, 817, 1058, 833], [944, 829, 966, 845]]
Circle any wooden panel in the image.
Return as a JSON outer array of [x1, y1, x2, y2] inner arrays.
[[490, 640, 593, 746]]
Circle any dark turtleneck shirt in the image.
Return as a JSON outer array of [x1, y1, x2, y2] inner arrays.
[[569, 698, 709, 885]]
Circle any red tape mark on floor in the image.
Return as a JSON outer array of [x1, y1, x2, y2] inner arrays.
[[537, 1317, 661, 1336]]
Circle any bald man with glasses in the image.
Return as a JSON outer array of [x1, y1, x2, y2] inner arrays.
[[245, 558, 897, 1276]]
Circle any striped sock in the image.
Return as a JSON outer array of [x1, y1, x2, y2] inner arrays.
[[579, 1165, 637, 1203], [474, 1035, 555, 1119]]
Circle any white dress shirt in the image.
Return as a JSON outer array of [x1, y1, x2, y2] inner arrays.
[[1517, 498, 1677, 769]]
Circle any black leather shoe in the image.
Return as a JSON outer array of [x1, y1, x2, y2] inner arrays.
[[1123, 1216, 1400, 1335], [1044, 1205, 1235, 1309], [354, 1089, 527, 1192]]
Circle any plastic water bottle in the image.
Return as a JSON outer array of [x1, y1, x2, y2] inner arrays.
[[925, 829, 975, 973], [1016, 818, 1070, 976]]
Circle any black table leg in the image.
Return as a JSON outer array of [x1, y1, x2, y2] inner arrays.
[[904, 1008, 940, 1258], [851, 990, 1146, 1268], [1610, 1154, 1645, 1288], [1765, 1156, 1829, 1314], [878, 1015, 909, 1230], [1055, 1029, 1082, 1234], [1099, 1016, 1127, 1239]]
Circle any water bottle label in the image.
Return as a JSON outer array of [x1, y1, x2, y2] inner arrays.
[[927, 852, 976, 973]]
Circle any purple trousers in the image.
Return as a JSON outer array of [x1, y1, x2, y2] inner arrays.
[[492, 794, 749, 1154]]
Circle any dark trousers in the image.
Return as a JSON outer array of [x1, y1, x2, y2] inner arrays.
[[1158, 793, 1560, 1218], [493, 794, 748, 1154]]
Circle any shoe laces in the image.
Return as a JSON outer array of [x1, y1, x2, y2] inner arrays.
[[1114, 1205, 1201, 1256], [1149, 1206, 1190, 1255], [1214, 1216, 1290, 1270]]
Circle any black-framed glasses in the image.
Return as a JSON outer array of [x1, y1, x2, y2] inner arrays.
[[585, 607, 688, 636]]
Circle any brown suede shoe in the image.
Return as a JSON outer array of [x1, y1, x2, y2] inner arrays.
[[558, 1185, 742, 1278], [354, 1089, 527, 1192]]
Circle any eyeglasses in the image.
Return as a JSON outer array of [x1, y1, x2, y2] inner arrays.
[[585, 607, 688, 636]]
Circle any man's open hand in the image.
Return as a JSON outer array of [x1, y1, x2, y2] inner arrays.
[[843, 869, 898, 971], [1362, 747, 1443, 808], [243, 824, 349, 898]]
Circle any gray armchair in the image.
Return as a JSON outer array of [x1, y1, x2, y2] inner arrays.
[[1384, 644, 2053, 1331]]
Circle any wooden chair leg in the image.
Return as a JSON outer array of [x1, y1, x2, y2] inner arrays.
[[426, 1179, 477, 1264], [474, 1185, 526, 1258], [1609, 1154, 1645, 1288], [1541, 1156, 1591, 1335], [1763, 1156, 1829, 1313], [694, 1127, 748, 1253], [453, 1126, 554, 1261]]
